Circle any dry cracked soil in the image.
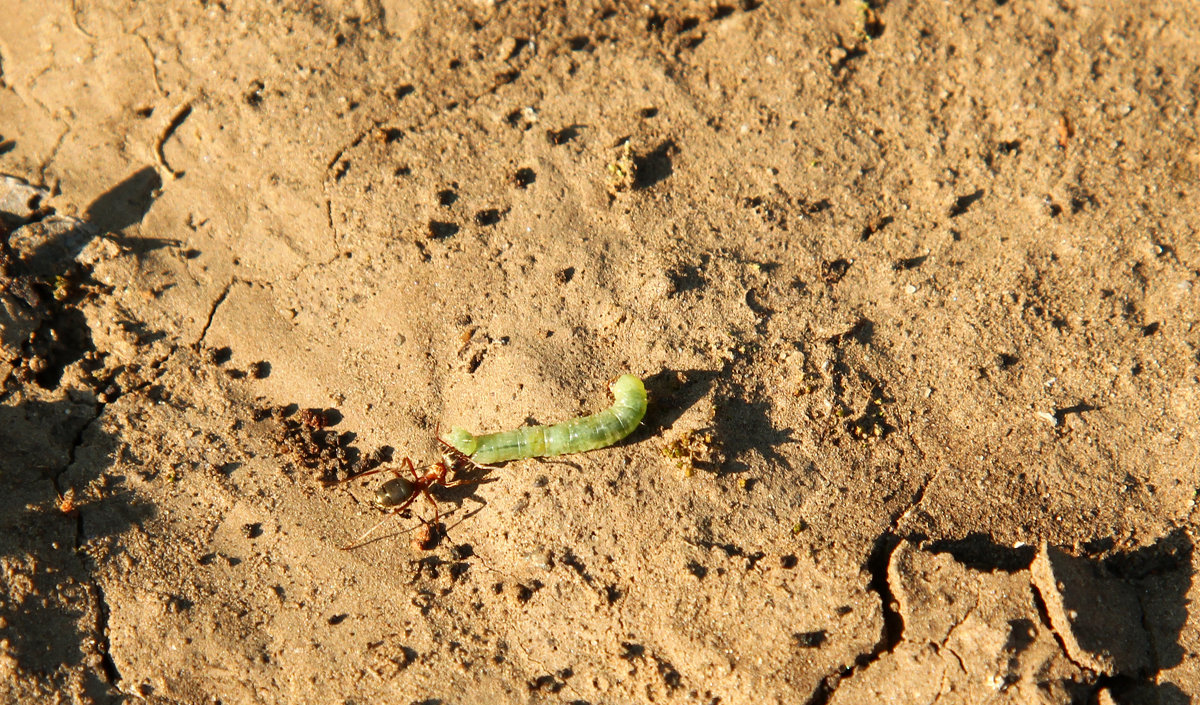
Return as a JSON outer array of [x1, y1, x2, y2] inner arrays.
[[1, 1, 1199, 703]]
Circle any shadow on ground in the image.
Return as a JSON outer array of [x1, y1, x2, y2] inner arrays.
[[1, 171, 161, 701]]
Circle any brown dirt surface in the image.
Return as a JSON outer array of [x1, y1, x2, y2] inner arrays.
[[2, 1, 1198, 703]]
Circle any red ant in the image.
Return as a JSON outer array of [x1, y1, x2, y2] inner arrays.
[[338, 439, 492, 550]]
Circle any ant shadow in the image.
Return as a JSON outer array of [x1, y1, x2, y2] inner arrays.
[[344, 496, 492, 552], [88, 169, 182, 256]]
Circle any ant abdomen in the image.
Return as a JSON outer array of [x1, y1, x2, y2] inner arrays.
[[375, 477, 415, 507]]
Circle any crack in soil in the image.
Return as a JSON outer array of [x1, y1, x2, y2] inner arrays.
[[50, 404, 100, 499], [894, 469, 935, 529], [802, 461, 936, 704], [804, 530, 904, 705], [134, 31, 165, 97], [58, 400, 124, 688], [154, 101, 193, 179], [45, 344, 175, 694], [194, 279, 233, 349], [1030, 581, 1089, 675], [90, 580, 123, 688], [37, 123, 70, 184], [324, 196, 336, 253], [41, 398, 125, 691]]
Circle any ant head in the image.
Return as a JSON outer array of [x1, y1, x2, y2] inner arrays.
[[375, 476, 415, 507]]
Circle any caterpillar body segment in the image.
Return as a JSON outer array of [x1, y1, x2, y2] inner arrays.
[[444, 374, 647, 464]]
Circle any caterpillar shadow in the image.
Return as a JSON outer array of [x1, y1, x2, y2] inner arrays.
[[640, 369, 794, 476]]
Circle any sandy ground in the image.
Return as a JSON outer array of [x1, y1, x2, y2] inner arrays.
[[1, 0, 1199, 703]]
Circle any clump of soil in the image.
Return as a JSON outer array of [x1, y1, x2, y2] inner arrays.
[[268, 405, 390, 485]]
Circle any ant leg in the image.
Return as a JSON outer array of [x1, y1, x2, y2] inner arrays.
[[333, 467, 390, 485], [334, 456, 419, 486], [341, 509, 407, 550], [402, 456, 422, 482], [421, 486, 440, 515], [340, 491, 421, 550], [418, 463, 444, 523], [421, 487, 444, 545]]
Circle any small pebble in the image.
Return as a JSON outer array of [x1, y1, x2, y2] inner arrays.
[[1034, 411, 1058, 426], [524, 549, 553, 570]]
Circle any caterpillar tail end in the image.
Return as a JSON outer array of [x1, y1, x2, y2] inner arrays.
[[443, 427, 479, 457]]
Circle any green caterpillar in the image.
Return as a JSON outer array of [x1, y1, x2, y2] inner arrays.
[[443, 374, 647, 464]]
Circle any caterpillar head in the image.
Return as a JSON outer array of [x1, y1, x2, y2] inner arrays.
[[443, 427, 479, 457]]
